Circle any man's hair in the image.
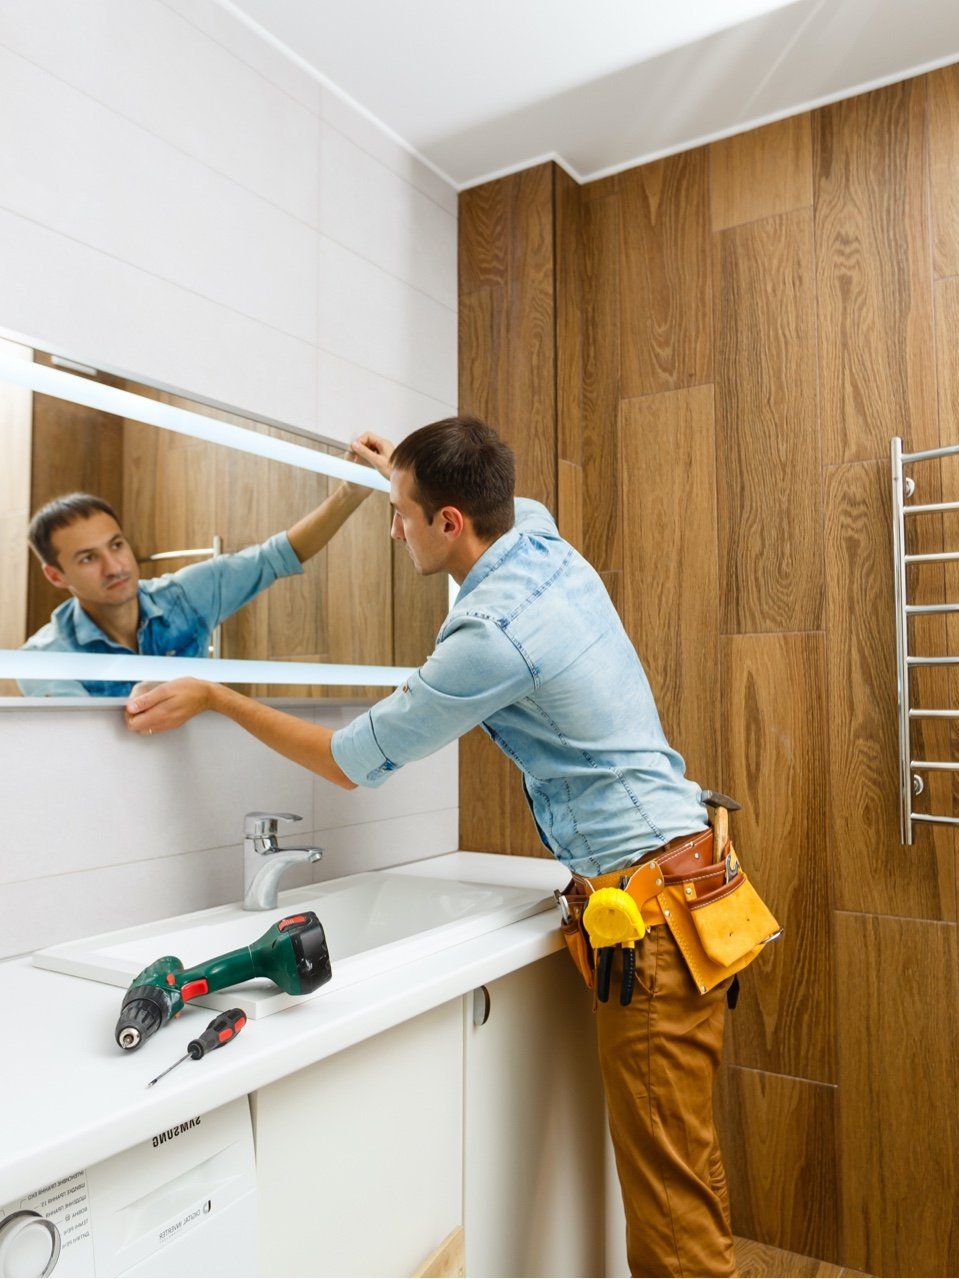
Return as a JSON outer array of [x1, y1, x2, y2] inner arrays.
[[28, 493, 121, 566], [391, 416, 515, 541]]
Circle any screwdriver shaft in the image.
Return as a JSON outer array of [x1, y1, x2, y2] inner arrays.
[[147, 1053, 189, 1088]]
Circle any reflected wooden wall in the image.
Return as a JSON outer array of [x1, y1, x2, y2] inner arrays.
[[458, 70, 959, 1276]]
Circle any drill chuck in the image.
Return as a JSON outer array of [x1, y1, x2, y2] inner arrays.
[[115, 985, 172, 1051]]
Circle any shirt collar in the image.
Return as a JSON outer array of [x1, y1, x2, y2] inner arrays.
[[54, 587, 159, 649], [455, 525, 522, 605]]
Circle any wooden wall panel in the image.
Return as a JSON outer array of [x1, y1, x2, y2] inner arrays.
[[710, 115, 813, 231], [814, 81, 937, 464], [835, 913, 959, 1277], [458, 166, 559, 858], [391, 538, 449, 668], [716, 211, 823, 634], [618, 148, 712, 397], [28, 393, 125, 637], [621, 386, 719, 791], [555, 166, 583, 469], [458, 180, 510, 294], [927, 65, 959, 280], [717, 1067, 839, 1265], [721, 634, 834, 1083], [824, 461, 955, 919], [581, 189, 622, 573], [508, 164, 556, 511]]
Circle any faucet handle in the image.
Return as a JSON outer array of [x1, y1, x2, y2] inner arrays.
[[244, 811, 302, 838]]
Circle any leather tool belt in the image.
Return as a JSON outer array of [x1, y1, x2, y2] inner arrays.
[[558, 811, 781, 998]]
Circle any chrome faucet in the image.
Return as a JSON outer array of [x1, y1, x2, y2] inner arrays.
[[243, 812, 323, 911]]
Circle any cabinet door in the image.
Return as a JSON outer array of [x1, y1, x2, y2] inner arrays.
[[464, 953, 606, 1277], [253, 1000, 463, 1278]]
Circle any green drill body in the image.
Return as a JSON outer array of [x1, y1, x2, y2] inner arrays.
[[115, 912, 331, 1050]]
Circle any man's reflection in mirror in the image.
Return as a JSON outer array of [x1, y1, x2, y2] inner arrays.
[[19, 475, 370, 697]]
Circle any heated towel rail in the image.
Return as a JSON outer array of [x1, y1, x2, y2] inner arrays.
[[891, 437, 959, 844]]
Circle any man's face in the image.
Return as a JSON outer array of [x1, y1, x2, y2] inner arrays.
[[389, 468, 455, 576], [44, 513, 140, 608]]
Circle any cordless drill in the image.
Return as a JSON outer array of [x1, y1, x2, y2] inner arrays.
[[115, 911, 332, 1050]]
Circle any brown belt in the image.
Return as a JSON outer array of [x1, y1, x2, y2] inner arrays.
[[566, 828, 720, 930]]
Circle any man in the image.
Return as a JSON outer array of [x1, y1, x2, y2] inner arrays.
[[124, 416, 736, 1277], [20, 472, 371, 697]]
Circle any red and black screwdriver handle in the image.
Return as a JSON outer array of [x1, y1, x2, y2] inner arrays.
[[186, 1008, 246, 1060]]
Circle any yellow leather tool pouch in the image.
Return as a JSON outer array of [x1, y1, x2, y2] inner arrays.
[[658, 836, 782, 994]]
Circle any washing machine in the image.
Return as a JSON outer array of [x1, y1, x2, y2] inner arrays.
[[0, 1096, 258, 1277]]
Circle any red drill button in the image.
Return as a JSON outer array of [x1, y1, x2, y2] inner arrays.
[[278, 915, 307, 931], [180, 978, 209, 1002]]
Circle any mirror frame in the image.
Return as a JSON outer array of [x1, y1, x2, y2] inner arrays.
[[0, 326, 419, 706]]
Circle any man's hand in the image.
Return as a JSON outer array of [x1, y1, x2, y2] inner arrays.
[[350, 432, 395, 480], [125, 678, 215, 734]]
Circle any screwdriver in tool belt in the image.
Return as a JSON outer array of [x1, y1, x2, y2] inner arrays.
[[147, 1008, 246, 1087]]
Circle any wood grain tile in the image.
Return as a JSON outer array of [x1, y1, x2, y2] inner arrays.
[[557, 458, 583, 553], [458, 180, 509, 294], [824, 461, 955, 919], [733, 1235, 862, 1278], [458, 284, 509, 433], [716, 210, 823, 634], [814, 81, 937, 464], [508, 164, 556, 511], [835, 913, 959, 1277], [718, 1067, 839, 1264], [621, 385, 720, 790], [581, 189, 622, 573], [391, 536, 448, 668], [555, 164, 583, 467], [721, 634, 834, 1083], [927, 65, 959, 280], [619, 147, 712, 397], [710, 115, 813, 231]]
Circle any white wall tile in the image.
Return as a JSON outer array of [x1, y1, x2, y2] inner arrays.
[[160, 0, 323, 116], [319, 85, 458, 217], [309, 808, 459, 882], [0, 0, 322, 229], [0, 708, 315, 882], [317, 238, 457, 407], [316, 349, 455, 446], [314, 742, 458, 831], [0, 206, 318, 431], [0, 1, 460, 961], [319, 125, 457, 308], [0, 47, 317, 343]]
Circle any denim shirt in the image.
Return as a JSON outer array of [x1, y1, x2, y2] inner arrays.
[[18, 532, 302, 697], [331, 499, 708, 876]]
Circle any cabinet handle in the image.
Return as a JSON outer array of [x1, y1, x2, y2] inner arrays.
[[472, 985, 491, 1027]]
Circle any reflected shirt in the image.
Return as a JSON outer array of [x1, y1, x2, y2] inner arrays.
[[18, 531, 303, 697], [331, 499, 708, 877]]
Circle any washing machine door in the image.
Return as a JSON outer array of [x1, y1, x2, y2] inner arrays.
[[0, 1210, 61, 1277]]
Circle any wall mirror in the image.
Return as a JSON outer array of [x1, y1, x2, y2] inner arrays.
[[0, 334, 449, 703]]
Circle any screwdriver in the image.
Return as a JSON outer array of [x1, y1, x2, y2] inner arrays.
[[147, 1008, 246, 1087]]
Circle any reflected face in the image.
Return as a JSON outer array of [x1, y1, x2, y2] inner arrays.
[[390, 468, 452, 576], [44, 513, 140, 608]]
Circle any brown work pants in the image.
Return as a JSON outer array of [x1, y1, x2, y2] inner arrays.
[[595, 925, 737, 1278]]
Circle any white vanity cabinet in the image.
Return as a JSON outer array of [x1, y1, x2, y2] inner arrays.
[[463, 952, 606, 1278], [251, 999, 464, 1279], [251, 952, 606, 1278]]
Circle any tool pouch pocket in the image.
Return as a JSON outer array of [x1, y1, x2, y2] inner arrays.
[[688, 868, 780, 968], [560, 913, 595, 990]]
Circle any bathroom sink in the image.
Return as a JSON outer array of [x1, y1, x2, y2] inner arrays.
[[31, 870, 552, 1018]]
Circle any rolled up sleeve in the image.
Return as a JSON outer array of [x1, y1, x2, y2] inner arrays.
[[331, 614, 533, 787]]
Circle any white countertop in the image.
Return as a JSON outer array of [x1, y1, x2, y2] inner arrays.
[[0, 852, 568, 1204]]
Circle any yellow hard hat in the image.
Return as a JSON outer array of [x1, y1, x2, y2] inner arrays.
[[582, 887, 646, 949]]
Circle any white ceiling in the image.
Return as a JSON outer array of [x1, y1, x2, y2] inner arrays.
[[226, 0, 959, 188]]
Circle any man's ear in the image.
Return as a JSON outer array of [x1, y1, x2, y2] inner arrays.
[[440, 506, 465, 539], [42, 562, 67, 591]]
